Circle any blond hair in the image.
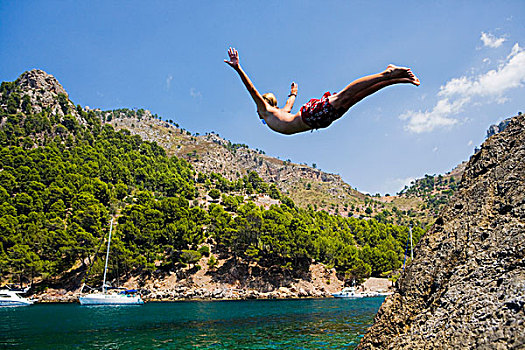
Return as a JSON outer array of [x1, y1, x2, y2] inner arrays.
[[262, 93, 277, 107]]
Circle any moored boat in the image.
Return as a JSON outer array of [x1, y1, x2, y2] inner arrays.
[[332, 287, 365, 298], [79, 289, 143, 305], [332, 287, 393, 298], [0, 288, 33, 307], [79, 219, 144, 306]]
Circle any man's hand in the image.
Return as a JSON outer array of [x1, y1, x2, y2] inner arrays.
[[224, 47, 239, 69], [290, 82, 298, 96], [283, 82, 298, 113]]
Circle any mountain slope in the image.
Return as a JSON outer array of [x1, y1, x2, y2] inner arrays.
[[104, 109, 433, 226], [0, 69, 420, 296]]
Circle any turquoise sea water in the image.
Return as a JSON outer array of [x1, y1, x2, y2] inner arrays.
[[0, 298, 384, 349]]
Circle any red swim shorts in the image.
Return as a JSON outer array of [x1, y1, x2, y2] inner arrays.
[[300, 92, 340, 129]]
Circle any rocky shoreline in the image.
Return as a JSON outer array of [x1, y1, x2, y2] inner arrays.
[[34, 287, 332, 303], [31, 277, 392, 304]]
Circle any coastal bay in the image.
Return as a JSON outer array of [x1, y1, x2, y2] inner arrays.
[[1, 298, 384, 349]]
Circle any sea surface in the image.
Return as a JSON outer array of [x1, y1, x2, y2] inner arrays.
[[0, 297, 384, 349]]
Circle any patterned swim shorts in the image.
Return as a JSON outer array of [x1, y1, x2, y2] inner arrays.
[[300, 92, 340, 129]]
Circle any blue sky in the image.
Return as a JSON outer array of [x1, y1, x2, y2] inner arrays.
[[1, 1, 524, 194]]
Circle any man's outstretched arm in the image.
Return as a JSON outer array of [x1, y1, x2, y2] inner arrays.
[[224, 47, 267, 113], [282, 82, 298, 113]]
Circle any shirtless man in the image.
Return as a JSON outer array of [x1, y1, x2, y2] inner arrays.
[[224, 47, 420, 135]]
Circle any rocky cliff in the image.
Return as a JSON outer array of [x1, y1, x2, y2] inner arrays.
[[357, 114, 525, 349]]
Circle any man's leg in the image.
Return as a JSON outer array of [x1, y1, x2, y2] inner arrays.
[[328, 65, 419, 113]]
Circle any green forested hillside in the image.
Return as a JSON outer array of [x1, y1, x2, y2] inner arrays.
[[398, 169, 463, 218], [0, 71, 424, 289]]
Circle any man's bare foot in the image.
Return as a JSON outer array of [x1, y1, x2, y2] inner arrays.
[[388, 77, 421, 86], [406, 69, 420, 86], [385, 64, 420, 86]]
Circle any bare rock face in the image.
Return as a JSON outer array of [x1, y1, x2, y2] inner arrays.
[[9, 69, 80, 120], [16, 69, 67, 96], [357, 114, 525, 350]]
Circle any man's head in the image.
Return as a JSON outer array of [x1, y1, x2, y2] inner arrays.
[[262, 93, 277, 107]]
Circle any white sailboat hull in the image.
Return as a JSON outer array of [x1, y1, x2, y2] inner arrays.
[[79, 293, 144, 305]]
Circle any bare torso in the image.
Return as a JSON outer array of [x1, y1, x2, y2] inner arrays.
[[258, 106, 310, 135]]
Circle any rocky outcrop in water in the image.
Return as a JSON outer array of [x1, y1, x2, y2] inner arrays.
[[357, 114, 525, 350]]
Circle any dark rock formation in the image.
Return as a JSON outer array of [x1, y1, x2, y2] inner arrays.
[[357, 114, 525, 349], [486, 114, 523, 139]]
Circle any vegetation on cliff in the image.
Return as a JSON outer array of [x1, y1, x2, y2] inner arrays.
[[398, 171, 461, 217]]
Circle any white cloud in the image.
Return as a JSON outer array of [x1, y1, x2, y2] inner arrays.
[[166, 75, 173, 90], [481, 32, 506, 48], [440, 43, 525, 98], [399, 98, 464, 133], [496, 96, 510, 104], [400, 43, 525, 133], [190, 88, 202, 99], [382, 176, 416, 195]]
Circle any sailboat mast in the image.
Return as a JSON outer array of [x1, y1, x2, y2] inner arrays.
[[409, 226, 413, 260], [102, 218, 114, 293]]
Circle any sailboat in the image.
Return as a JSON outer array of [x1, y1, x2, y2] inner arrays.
[[79, 219, 144, 305]]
